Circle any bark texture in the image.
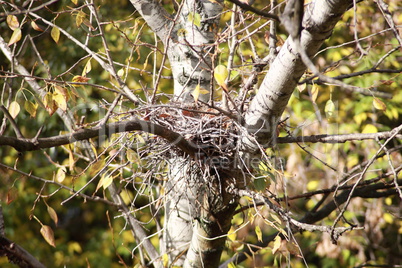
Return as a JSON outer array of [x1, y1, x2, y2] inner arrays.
[[242, 0, 353, 151]]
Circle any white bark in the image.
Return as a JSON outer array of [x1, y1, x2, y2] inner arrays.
[[243, 0, 353, 151]]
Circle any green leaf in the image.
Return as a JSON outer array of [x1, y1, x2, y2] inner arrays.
[[76, 10, 86, 27], [255, 225, 262, 242], [325, 99, 336, 119], [51, 26, 60, 43], [272, 235, 282, 254], [254, 178, 267, 192], [8, 27, 22, 46], [188, 12, 201, 27], [214, 65, 228, 86]]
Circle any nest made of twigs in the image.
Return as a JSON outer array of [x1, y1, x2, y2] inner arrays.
[[143, 103, 241, 167]]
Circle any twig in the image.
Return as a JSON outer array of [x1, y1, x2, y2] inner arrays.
[[0, 105, 24, 139]]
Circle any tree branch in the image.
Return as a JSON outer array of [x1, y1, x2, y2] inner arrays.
[[227, 0, 279, 21], [0, 118, 198, 158], [276, 125, 402, 144], [0, 235, 46, 268]]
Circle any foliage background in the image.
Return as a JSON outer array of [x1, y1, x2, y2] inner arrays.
[[1, 0, 401, 267]]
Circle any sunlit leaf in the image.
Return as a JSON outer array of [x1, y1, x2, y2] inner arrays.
[[117, 68, 124, 78], [214, 65, 228, 86], [272, 235, 282, 254], [373, 97, 386, 111], [228, 262, 236, 268], [72, 75, 91, 83], [307, 180, 319, 191], [297, 83, 307, 92], [40, 225, 56, 247], [7, 15, 19, 30], [53, 90, 67, 111], [71, 0, 78, 4], [47, 205, 59, 226], [8, 28, 22, 46], [51, 26, 60, 44], [383, 212, 393, 224], [96, 174, 113, 192], [76, 10, 86, 27], [191, 84, 208, 102], [9, 101, 20, 118], [325, 99, 336, 119], [214, 65, 229, 91], [362, 124, 378, 134], [311, 84, 319, 103], [43, 92, 57, 116], [24, 100, 37, 117], [255, 225, 262, 242], [188, 12, 201, 27], [31, 20, 44, 32], [56, 167, 66, 183]]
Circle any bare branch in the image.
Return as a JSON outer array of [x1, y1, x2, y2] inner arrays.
[[227, 0, 279, 20], [276, 126, 402, 144], [0, 236, 46, 268], [0, 118, 198, 158]]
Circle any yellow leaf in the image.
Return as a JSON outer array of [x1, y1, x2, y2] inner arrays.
[[96, 174, 113, 192], [162, 253, 169, 267], [53, 90, 67, 111], [272, 235, 281, 254], [7, 15, 19, 30], [82, 59, 92, 76], [227, 227, 237, 241], [192, 84, 200, 102], [43, 92, 57, 116], [383, 212, 393, 224], [188, 12, 201, 27], [311, 84, 319, 103], [297, 83, 306, 92], [56, 167, 66, 183], [51, 26, 60, 43], [307, 180, 319, 191], [214, 65, 229, 87], [362, 124, 378, 134], [324, 99, 336, 119], [24, 100, 38, 117], [117, 68, 124, 78], [71, 0, 78, 5], [9, 101, 20, 118], [373, 97, 386, 111], [47, 205, 59, 226], [72, 75, 90, 83], [40, 225, 56, 247], [31, 20, 44, 32], [76, 10, 86, 27], [227, 262, 236, 268], [255, 225, 262, 242], [8, 28, 22, 46]]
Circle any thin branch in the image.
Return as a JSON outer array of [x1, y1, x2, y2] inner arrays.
[[227, 0, 279, 21], [0, 118, 198, 158], [0, 163, 117, 206], [276, 126, 402, 144], [0, 105, 24, 139]]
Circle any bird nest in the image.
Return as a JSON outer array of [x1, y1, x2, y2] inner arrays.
[[143, 103, 242, 171]]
